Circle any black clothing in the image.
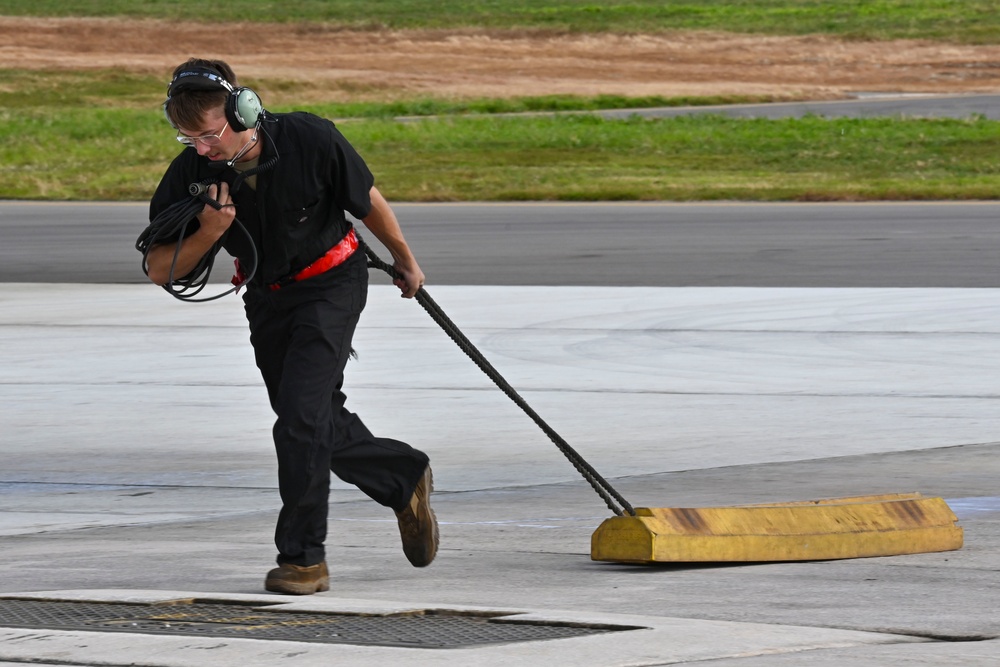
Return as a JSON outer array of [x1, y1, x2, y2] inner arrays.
[[147, 111, 429, 567], [244, 252, 428, 566], [148, 111, 375, 288]]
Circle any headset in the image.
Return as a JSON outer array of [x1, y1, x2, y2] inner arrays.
[[163, 66, 263, 132]]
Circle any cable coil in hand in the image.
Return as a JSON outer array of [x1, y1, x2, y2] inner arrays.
[[135, 181, 257, 302]]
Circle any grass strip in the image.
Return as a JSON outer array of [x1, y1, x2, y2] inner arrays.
[[0, 68, 785, 117], [2, 108, 998, 202]]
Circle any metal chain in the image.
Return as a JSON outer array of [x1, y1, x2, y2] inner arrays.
[[362, 239, 636, 517]]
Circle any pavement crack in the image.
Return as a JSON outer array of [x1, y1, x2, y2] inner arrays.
[[885, 630, 998, 642]]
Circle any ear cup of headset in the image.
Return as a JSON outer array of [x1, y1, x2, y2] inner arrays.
[[227, 87, 263, 132]]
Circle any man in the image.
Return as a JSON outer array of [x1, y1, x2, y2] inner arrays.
[[144, 58, 438, 595]]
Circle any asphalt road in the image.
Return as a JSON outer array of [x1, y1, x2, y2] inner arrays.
[[1, 200, 998, 287]]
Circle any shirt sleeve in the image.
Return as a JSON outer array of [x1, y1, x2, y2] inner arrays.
[[326, 122, 375, 220]]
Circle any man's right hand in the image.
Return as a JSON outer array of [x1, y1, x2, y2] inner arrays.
[[196, 181, 236, 236]]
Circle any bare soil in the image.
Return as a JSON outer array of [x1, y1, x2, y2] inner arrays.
[[3, 16, 1000, 101]]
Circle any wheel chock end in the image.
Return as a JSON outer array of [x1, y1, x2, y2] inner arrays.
[[591, 493, 963, 564]]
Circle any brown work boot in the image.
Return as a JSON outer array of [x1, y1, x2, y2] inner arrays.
[[395, 466, 439, 567], [265, 561, 330, 595]]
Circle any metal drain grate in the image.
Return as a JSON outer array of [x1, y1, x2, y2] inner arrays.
[[0, 599, 639, 649]]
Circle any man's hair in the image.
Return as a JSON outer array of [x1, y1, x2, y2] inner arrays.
[[164, 58, 240, 130]]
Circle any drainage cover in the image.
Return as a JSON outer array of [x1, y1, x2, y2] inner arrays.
[[0, 599, 640, 649]]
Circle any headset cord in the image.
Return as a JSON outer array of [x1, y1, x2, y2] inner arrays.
[[135, 181, 258, 302], [360, 234, 636, 518]]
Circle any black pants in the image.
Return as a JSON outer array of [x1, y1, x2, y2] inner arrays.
[[243, 252, 429, 567]]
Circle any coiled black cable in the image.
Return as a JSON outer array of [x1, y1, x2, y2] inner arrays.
[[135, 181, 258, 302]]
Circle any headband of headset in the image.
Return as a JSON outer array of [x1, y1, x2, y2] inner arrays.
[[164, 66, 263, 133]]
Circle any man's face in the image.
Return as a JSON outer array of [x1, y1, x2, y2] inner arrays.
[[176, 107, 241, 162]]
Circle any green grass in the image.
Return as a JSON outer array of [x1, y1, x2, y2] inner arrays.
[[0, 69, 781, 117], [1, 0, 998, 43], [4, 102, 999, 202], [0, 70, 165, 110], [326, 114, 1000, 201], [305, 94, 783, 119]]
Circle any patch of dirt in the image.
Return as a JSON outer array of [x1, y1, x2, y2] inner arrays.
[[3, 16, 1000, 101]]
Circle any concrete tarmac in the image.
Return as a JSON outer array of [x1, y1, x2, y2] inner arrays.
[[0, 281, 997, 665]]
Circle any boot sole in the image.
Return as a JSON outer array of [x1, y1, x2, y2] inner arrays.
[[399, 467, 439, 567]]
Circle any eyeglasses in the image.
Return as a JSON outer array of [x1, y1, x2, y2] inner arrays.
[[176, 121, 229, 147]]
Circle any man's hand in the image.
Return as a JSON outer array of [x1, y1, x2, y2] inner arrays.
[[196, 182, 236, 236], [392, 258, 426, 299]]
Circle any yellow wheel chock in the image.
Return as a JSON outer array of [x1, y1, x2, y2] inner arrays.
[[591, 493, 963, 564]]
